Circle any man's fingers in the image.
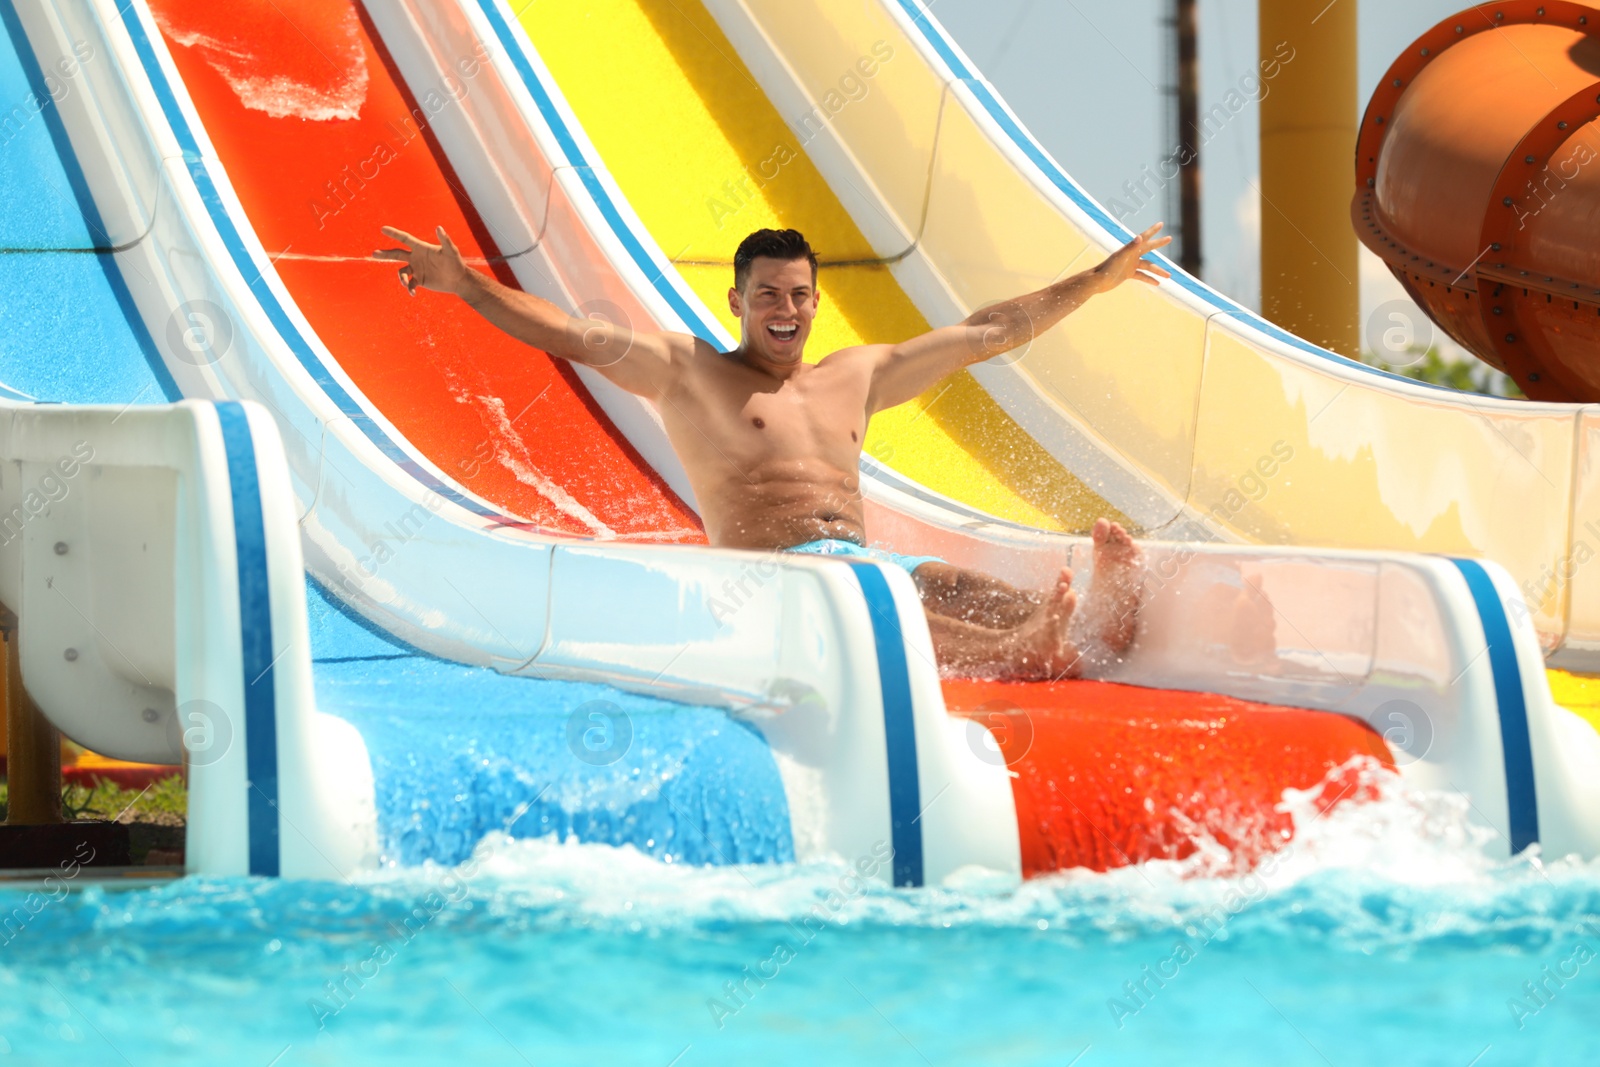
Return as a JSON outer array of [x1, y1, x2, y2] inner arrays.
[[372, 248, 411, 262], [435, 225, 458, 254], [380, 225, 422, 248], [1141, 222, 1165, 240]]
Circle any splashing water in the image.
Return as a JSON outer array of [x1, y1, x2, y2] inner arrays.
[[2, 766, 1597, 1065], [152, 2, 368, 122]]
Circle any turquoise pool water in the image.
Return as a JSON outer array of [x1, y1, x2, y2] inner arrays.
[[3, 779, 1598, 1066]]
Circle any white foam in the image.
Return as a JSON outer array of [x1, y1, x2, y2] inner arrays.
[[153, 13, 369, 122], [346, 759, 1600, 940], [471, 391, 615, 537]]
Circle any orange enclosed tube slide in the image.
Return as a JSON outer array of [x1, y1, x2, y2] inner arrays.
[[1357, 1, 1600, 401], [946, 680, 1393, 875]]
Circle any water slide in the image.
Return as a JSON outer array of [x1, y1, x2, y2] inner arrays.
[[6, 0, 1599, 881], [0, 0, 373, 875]]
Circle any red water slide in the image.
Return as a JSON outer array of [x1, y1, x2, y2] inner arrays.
[[148, 0, 701, 539]]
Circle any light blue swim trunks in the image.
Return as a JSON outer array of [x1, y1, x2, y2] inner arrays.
[[785, 538, 946, 577]]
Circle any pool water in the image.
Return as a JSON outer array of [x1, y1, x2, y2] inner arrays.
[[2, 773, 1597, 1066]]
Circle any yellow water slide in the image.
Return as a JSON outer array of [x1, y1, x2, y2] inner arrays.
[[519, 0, 1600, 663], [519, 0, 1118, 531]]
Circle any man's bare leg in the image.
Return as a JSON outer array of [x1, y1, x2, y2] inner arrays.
[[1082, 518, 1144, 656], [924, 568, 1083, 681], [912, 519, 1143, 678], [913, 562, 1041, 630], [912, 519, 1144, 649]]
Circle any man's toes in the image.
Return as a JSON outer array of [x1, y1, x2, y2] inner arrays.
[[1092, 517, 1110, 544], [1094, 521, 1141, 565], [1044, 578, 1077, 621]]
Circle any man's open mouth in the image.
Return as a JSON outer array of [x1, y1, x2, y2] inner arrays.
[[767, 323, 798, 341]]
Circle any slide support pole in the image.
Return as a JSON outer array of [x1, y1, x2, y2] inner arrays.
[[2, 604, 63, 826], [1258, 0, 1359, 357]]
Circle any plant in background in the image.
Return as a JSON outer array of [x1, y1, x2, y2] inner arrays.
[[1361, 344, 1522, 399]]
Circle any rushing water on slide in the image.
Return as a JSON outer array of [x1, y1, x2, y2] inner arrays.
[[2, 779, 1598, 1065]]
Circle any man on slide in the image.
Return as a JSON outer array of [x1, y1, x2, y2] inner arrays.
[[375, 223, 1171, 680]]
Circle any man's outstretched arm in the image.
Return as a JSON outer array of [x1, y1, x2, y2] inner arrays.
[[374, 225, 684, 401], [862, 223, 1173, 413]]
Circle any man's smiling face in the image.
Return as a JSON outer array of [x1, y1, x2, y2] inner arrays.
[[728, 255, 819, 374]]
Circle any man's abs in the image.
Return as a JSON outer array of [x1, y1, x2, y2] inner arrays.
[[696, 460, 867, 550]]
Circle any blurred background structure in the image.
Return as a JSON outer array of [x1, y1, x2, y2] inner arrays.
[[937, 0, 1521, 395]]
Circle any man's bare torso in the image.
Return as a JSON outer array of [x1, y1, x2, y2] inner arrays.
[[658, 340, 876, 550], [377, 223, 1162, 680]]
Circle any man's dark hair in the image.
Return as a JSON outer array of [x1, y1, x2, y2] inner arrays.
[[733, 228, 818, 293]]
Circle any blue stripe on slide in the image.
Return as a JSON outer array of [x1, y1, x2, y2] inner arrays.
[[844, 562, 924, 887], [215, 401, 281, 876], [1450, 558, 1539, 854]]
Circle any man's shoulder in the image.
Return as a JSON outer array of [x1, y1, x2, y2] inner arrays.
[[674, 336, 735, 374]]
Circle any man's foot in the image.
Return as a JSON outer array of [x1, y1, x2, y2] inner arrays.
[[1086, 518, 1144, 655], [1008, 567, 1083, 681]]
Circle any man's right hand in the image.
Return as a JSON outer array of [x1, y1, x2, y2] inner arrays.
[[374, 225, 471, 297], [1088, 222, 1172, 293], [374, 221, 687, 401]]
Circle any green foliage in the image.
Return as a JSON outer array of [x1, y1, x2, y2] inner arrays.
[[68, 775, 187, 825], [1361, 344, 1523, 399], [0, 773, 186, 826]]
